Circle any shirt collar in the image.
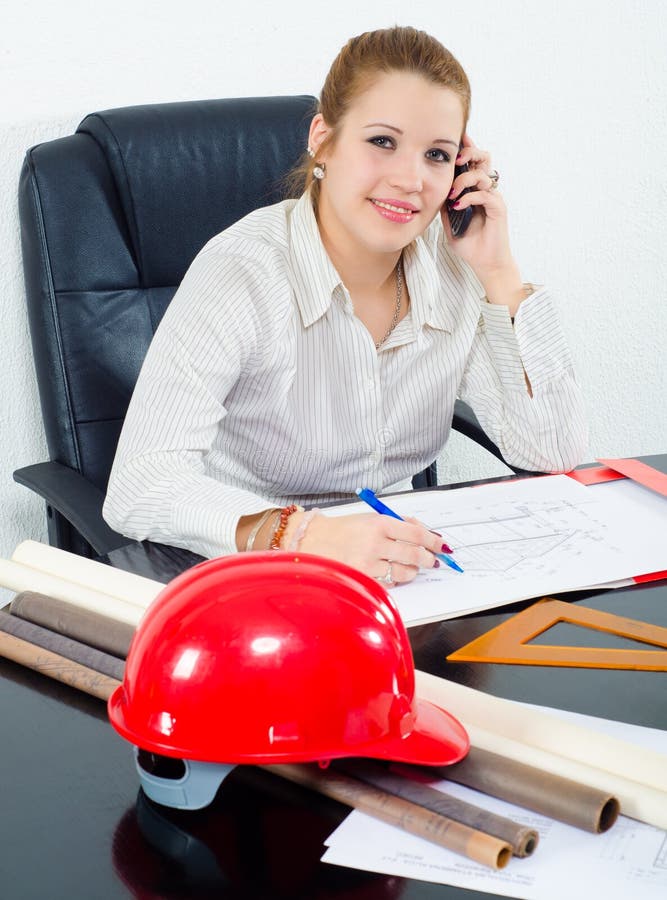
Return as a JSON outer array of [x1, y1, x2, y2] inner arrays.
[[288, 194, 469, 334], [288, 192, 342, 328], [403, 221, 455, 334]]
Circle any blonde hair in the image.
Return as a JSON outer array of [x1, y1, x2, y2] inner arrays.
[[289, 26, 471, 202]]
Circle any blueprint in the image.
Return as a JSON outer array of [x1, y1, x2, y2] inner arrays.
[[326, 475, 667, 625], [412, 487, 617, 579]]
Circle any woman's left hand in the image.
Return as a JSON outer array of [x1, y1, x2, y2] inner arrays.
[[441, 134, 517, 283]]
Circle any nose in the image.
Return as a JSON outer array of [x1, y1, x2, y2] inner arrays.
[[387, 153, 423, 194], [388, 153, 424, 194]]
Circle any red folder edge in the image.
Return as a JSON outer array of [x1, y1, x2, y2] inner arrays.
[[567, 466, 625, 486], [567, 458, 667, 585], [597, 457, 667, 498]]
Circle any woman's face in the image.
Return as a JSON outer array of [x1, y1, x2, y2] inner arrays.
[[311, 70, 464, 263]]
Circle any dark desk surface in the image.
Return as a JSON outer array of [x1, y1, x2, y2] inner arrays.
[[2, 456, 666, 900]]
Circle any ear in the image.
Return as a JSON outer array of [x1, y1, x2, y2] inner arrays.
[[308, 113, 331, 158]]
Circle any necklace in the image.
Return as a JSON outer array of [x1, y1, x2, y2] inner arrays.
[[375, 258, 404, 350]]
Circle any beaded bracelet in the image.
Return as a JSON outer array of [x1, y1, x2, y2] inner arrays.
[[269, 504, 304, 551], [286, 508, 320, 552], [245, 508, 277, 552]]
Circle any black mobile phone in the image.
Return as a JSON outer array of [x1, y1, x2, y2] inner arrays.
[[446, 157, 476, 238]]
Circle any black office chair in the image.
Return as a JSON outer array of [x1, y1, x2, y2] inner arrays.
[[15, 96, 516, 559]]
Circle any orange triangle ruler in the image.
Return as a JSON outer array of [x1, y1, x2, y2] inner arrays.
[[446, 598, 667, 670]]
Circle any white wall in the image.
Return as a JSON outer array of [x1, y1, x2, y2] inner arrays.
[[1, 0, 665, 567]]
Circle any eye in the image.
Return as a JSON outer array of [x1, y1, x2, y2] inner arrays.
[[426, 148, 451, 164], [368, 135, 395, 149]]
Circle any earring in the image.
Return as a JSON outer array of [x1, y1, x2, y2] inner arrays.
[[313, 162, 326, 180], [307, 146, 315, 158]]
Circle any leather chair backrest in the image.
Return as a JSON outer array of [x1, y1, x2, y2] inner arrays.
[[19, 95, 315, 492]]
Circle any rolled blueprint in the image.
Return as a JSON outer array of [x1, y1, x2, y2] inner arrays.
[[466, 724, 667, 830], [0, 629, 121, 701], [415, 670, 667, 793], [336, 758, 539, 856], [263, 764, 513, 870], [0, 610, 125, 681], [10, 591, 135, 659], [11, 540, 164, 609], [0, 559, 143, 627], [421, 747, 619, 833]]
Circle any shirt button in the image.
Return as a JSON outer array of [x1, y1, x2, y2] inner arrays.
[[368, 451, 380, 466]]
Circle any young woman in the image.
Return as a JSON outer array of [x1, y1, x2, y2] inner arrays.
[[103, 27, 587, 586]]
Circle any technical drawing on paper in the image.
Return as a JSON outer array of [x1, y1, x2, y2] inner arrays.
[[593, 821, 667, 891], [655, 834, 667, 870], [409, 494, 620, 581]]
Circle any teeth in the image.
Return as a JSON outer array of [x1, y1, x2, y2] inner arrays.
[[372, 200, 414, 215]]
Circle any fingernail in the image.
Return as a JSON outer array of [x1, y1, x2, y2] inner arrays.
[[442, 543, 453, 554], [451, 201, 461, 208], [433, 559, 441, 568], [448, 188, 457, 198], [456, 154, 463, 162]]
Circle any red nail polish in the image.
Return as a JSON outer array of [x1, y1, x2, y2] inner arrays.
[[442, 543, 453, 554], [451, 201, 460, 208], [433, 559, 441, 568]]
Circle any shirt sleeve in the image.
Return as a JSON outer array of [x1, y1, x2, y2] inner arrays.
[[458, 286, 589, 472], [102, 243, 284, 557]]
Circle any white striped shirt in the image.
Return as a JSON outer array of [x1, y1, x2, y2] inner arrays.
[[103, 193, 587, 557]]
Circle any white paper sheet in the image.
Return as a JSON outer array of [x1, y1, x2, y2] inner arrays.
[[326, 475, 667, 625], [322, 707, 667, 900]]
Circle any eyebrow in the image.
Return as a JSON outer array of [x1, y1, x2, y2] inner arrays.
[[363, 122, 458, 148]]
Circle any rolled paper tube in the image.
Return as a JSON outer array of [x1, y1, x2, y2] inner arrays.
[[10, 591, 135, 659], [415, 670, 667, 793], [0, 610, 125, 681], [336, 758, 539, 856], [0, 559, 143, 627], [262, 763, 513, 870], [466, 725, 667, 831], [11, 540, 163, 609], [0, 629, 121, 701], [413, 747, 619, 834]]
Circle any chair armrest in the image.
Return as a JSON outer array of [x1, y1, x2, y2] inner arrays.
[[13, 461, 131, 555], [452, 399, 504, 459], [452, 400, 533, 475]]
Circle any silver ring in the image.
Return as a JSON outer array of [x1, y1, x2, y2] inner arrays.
[[377, 562, 394, 585], [488, 169, 500, 190]]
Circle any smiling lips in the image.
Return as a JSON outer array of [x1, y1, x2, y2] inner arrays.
[[370, 198, 419, 223]]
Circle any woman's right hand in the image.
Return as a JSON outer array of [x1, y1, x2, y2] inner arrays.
[[290, 511, 445, 585]]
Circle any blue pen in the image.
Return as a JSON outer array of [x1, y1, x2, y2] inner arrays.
[[356, 487, 464, 573]]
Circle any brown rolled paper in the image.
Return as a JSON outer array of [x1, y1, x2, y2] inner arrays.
[[426, 746, 620, 834], [263, 763, 513, 870], [336, 758, 538, 857], [0, 629, 121, 702], [10, 591, 135, 659], [0, 610, 125, 680]]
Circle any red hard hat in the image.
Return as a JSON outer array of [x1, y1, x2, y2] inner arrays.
[[109, 553, 468, 770]]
